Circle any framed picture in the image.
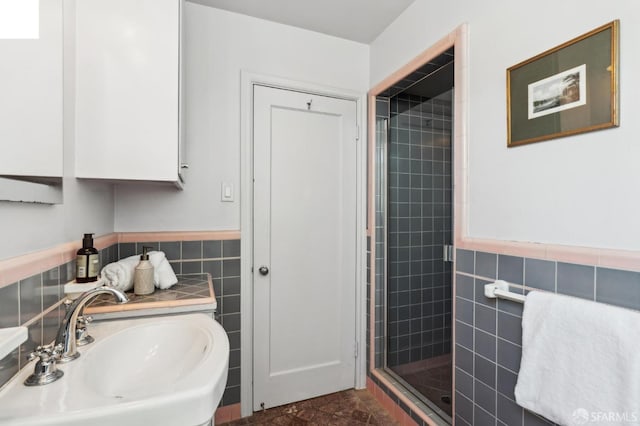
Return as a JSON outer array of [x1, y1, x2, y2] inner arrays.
[[507, 20, 619, 147]]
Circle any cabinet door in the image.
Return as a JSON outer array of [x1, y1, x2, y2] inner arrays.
[[0, 0, 63, 178], [76, 0, 180, 182], [177, 0, 185, 183]]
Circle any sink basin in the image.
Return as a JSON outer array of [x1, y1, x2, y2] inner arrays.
[[0, 314, 229, 426], [84, 319, 214, 399]]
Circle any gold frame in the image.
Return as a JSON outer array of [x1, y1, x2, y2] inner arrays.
[[507, 20, 619, 147]]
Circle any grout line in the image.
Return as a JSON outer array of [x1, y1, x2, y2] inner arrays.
[[39, 274, 44, 320], [20, 299, 65, 328], [593, 266, 597, 301], [168, 256, 241, 262], [496, 335, 521, 349], [16, 278, 21, 328], [473, 401, 495, 422]]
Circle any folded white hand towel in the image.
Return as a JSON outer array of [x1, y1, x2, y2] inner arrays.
[[100, 256, 139, 291], [515, 291, 640, 425], [101, 251, 178, 291], [149, 251, 178, 289]]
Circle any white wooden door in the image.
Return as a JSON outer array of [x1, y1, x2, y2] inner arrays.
[[253, 85, 358, 410]]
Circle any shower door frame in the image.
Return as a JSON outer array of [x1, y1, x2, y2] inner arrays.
[[380, 87, 456, 421], [367, 24, 469, 426]]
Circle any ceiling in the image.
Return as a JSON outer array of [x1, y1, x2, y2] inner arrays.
[[405, 61, 454, 99], [378, 47, 454, 99], [188, 0, 416, 43]]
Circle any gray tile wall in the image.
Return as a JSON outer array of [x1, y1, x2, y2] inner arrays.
[[0, 250, 109, 389], [368, 231, 435, 425], [454, 248, 640, 426], [387, 91, 453, 367], [0, 239, 240, 410]]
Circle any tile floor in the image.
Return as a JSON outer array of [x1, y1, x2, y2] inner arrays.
[[397, 360, 452, 416], [220, 389, 400, 425]]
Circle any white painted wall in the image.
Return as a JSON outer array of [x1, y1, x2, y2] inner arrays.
[[0, 0, 114, 261], [113, 2, 369, 232], [371, 0, 640, 251]]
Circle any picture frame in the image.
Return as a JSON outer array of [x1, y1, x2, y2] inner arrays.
[[507, 20, 619, 147]]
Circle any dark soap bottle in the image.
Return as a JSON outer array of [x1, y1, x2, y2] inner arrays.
[[76, 233, 99, 283]]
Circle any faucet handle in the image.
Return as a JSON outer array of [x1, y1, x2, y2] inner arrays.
[[63, 298, 74, 314], [24, 343, 65, 386], [77, 315, 93, 325], [28, 343, 64, 362], [75, 316, 95, 346], [28, 345, 51, 362]]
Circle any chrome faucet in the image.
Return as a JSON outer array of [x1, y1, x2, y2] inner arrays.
[[55, 286, 128, 363]]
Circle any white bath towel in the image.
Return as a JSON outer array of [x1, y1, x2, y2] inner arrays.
[[101, 251, 178, 291], [515, 291, 640, 426]]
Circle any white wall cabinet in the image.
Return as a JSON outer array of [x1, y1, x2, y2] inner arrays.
[[75, 0, 185, 186], [0, 0, 63, 179]]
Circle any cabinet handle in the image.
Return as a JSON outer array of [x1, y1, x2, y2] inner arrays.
[[180, 163, 190, 169]]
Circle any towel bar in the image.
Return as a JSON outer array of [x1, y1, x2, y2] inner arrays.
[[484, 280, 526, 303]]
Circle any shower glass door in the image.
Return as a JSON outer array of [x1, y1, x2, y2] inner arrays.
[[383, 90, 454, 419]]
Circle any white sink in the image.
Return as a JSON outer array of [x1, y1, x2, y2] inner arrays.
[[0, 314, 229, 426], [0, 327, 27, 360]]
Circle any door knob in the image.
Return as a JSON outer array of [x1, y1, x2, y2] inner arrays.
[[258, 266, 269, 276]]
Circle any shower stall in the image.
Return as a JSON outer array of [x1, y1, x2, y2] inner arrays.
[[374, 48, 454, 420]]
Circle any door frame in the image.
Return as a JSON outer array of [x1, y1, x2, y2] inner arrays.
[[240, 71, 367, 417]]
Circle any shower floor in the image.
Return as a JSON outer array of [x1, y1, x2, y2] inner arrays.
[[391, 354, 452, 416]]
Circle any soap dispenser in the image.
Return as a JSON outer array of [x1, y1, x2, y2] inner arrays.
[[134, 246, 155, 296]]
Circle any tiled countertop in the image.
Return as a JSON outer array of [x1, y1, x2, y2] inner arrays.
[[84, 273, 216, 315]]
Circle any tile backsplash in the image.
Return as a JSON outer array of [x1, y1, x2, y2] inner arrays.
[[0, 237, 241, 409], [0, 261, 74, 389], [454, 248, 640, 426]]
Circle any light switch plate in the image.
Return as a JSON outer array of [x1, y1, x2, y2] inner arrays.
[[221, 182, 233, 202]]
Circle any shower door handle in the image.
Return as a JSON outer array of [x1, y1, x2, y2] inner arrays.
[[443, 245, 454, 262]]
